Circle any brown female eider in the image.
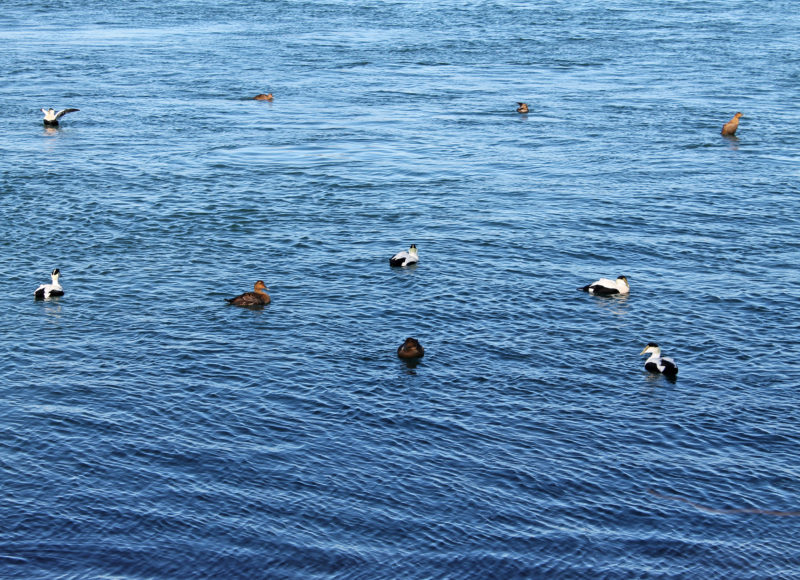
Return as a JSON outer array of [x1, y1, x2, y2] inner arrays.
[[721, 112, 743, 136], [397, 338, 425, 360], [516, 102, 529, 114], [254, 93, 274, 101], [225, 280, 270, 307]]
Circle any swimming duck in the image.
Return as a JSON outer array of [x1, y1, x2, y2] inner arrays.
[[640, 343, 678, 378], [578, 275, 629, 296], [254, 93, 274, 101], [41, 108, 79, 127], [225, 280, 270, 307], [516, 102, 529, 114], [389, 244, 419, 267], [721, 112, 743, 136], [397, 337, 425, 360], [34, 268, 64, 299]]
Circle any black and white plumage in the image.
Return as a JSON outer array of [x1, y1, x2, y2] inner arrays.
[[579, 275, 629, 296], [389, 244, 419, 267], [34, 268, 64, 300], [640, 343, 678, 378], [41, 108, 79, 127]]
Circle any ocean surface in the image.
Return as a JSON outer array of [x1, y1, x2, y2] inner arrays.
[[2, 1, 799, 578]]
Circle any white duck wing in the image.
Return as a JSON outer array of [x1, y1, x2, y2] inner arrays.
[[34, 283, 53, 298], [660, 356, 678, 372], [587, 279, 620, 295], [389, 250, 409, 266]]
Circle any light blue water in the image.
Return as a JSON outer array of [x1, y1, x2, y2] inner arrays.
[[2, 1, 799, 578]]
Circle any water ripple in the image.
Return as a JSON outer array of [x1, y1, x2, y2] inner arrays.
[[2, 0, 800, 578]]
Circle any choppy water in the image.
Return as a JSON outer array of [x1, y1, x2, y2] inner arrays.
[[2, 1, 799, 578]]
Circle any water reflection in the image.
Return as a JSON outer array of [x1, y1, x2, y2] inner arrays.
[[722, 134, 740, 150], [43, 300, 63, 322], [642, 369, 677, 386], [41, 126, 62, 154], [589, 293, 630, 316], [401, 359, 421, 371]]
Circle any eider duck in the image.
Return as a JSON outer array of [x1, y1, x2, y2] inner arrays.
[[579, 275, 629, 296], [721, 112, 743, 136], [640, 343, 678, 378], [254, 93, 274, 101], [389, 244, 419, 267], [41, 108, 79, 127], [516, 102, 529, 114], [225, 280, 270, 307], [397, 337, 424, 360], [34, 268, 64, 300]]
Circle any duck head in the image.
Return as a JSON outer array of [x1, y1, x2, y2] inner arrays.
[[639, 343, 661, 356]]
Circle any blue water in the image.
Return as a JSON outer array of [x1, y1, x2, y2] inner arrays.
[[2, 1, 800, 578]]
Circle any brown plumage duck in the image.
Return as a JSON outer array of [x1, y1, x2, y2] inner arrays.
[[254, 93, 274, 101], [721, 112, 743, 136], [225, 280, 270, 307], [397, 337, 425, 360], [516, 102, 529, 114]]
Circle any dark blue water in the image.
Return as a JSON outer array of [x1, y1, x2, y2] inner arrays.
[[2, 1, 799, 578]]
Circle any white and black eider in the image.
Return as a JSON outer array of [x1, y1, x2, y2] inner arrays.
[[579, 275, 629, 296], [41, 108, 79, 127], [389, 244, 419, 267], [34, 268, 64, 299], [640, 343, 678, 378]]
